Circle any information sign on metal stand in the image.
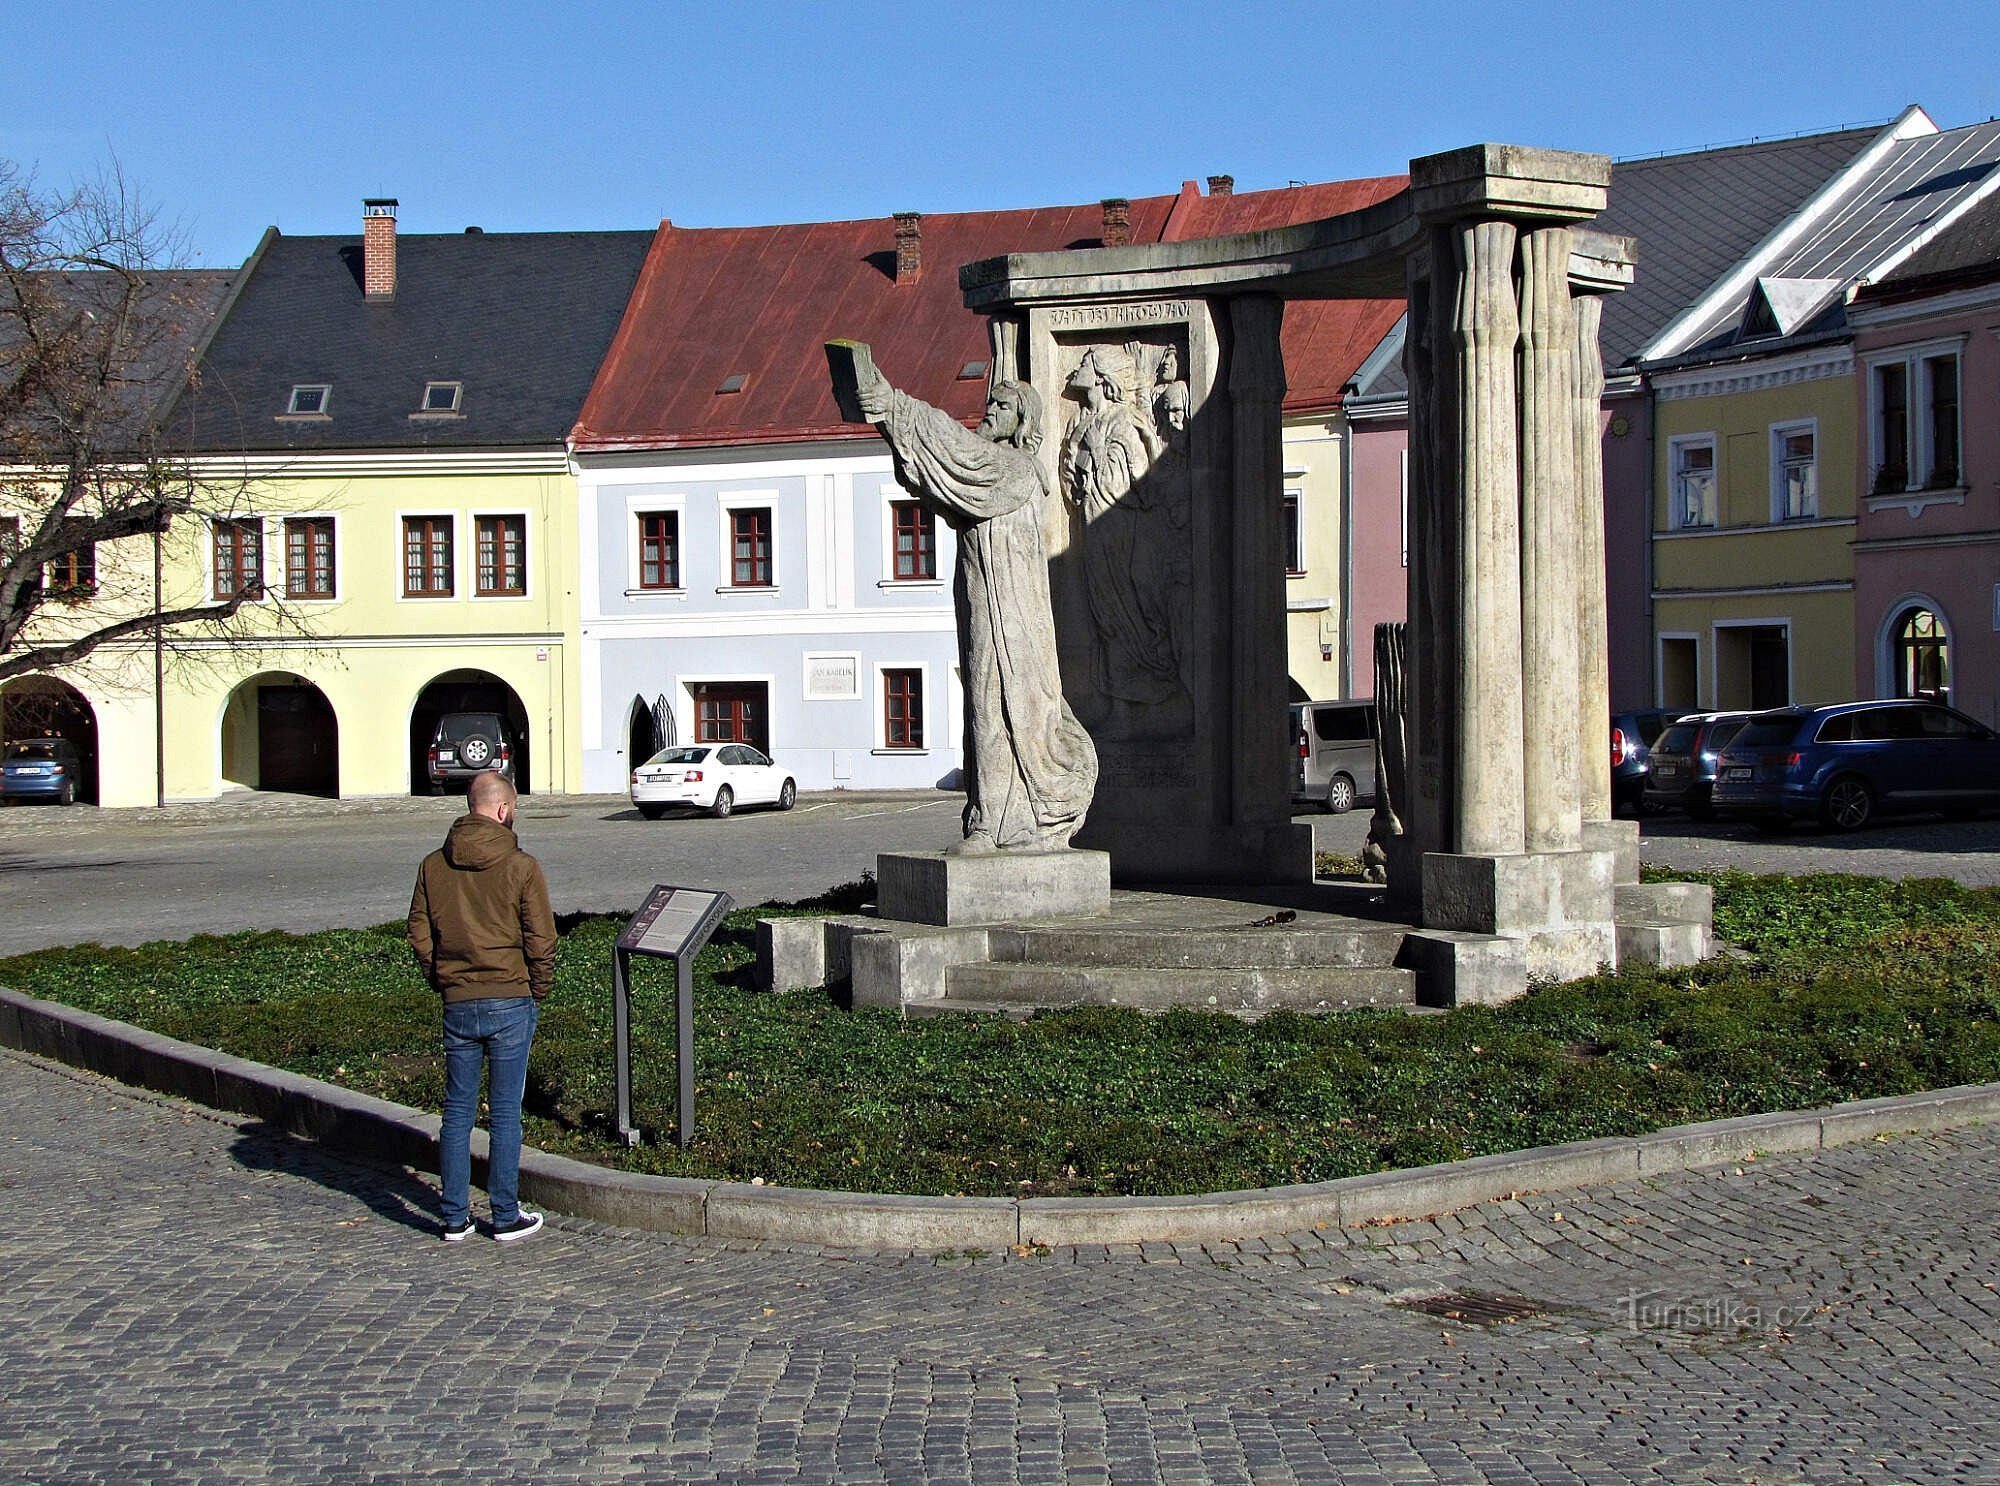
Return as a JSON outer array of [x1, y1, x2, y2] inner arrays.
[[612, 884, 733, 1149]]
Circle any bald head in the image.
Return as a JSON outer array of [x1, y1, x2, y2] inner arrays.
[[467, 770, 518, 822]]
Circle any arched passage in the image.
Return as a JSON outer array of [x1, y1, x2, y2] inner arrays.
[[219, 672, 339, 797], [409, 670, 532, 795], [0, 677, 99, 804]]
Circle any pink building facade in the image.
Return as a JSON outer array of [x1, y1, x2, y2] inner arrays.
[[1849, 263, 2000, 727]]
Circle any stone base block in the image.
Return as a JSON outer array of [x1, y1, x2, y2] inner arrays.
[[1399, 929, 1528, 1007], [756, 914, 875, 992], [845, 925, 992, 1007], [1523, 923, 1618, 983], [1616, 918, 1710, 969], [1079, 820, 1315, 886], [1582, 816, 1641, 886], [1421, 848, 1614, 937], [877, 849, 1110, 927]]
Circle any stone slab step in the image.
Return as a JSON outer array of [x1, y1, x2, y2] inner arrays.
[[943, 962, 1419, 1016], [993, 923, 1405, 971]]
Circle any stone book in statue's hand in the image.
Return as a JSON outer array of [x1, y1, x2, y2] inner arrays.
[[825, 340, 879, 424]]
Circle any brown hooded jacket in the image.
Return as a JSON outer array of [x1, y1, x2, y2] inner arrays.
[[407, 813, 557, 1003]]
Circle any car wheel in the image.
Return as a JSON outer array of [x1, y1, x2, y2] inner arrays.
[[710, 785, 734, 819], [1820, 775, 1875, 832], [778, 779, 796, 811], [637, 803, 666, 821], [1323, 774, 1356, 814], [57, 780, 74, 807]]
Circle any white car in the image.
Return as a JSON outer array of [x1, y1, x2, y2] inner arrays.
[[630, 744, 797, 820]]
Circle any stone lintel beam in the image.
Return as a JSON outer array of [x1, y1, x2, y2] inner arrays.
[[1571, 227, 1638, 294], [1409, 144, 1611, 227]]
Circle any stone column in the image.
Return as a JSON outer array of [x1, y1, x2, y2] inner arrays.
[[1397, 244, 1449, 891], [1570, 292, 1612, 824], [1227, 294, 1291, 829], [1517, 225, 1581, 852], [1449, 220, 1524, 857]]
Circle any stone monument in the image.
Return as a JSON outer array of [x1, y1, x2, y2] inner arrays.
[[826, 342, 1110, 925]]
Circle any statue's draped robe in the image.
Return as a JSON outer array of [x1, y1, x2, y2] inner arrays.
[[880, 390, 1097, 848]]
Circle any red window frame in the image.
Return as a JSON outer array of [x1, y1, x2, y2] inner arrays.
[[694, 683, 765, 747], [285, 517, 336, 599], [213, 518, 264, 600], [891, 500, 936, 581], [884, 668, 924, 749], [476, 515, 526, 596], [403, 516, 453, 597], [729, 508, 772, 587], [638, 511, 680, 590]]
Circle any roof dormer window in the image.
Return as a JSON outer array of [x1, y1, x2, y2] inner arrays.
[[285, 384, 331, 417], [420, 381, 463, 414]]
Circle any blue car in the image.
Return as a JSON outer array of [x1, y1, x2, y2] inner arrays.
[[1710, 700, 2000, 831], [1, 737, 84, 806]]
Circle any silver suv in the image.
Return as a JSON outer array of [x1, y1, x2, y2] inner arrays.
[[426, 711, 515, 793]]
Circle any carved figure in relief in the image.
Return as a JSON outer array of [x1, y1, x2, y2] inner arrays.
[[1151, 342, 1190, 448], [1060, 345, 1187, 732], [847, 352, 1097, 852]]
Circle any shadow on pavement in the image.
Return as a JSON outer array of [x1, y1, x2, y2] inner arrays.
[[230, 1122, 440, 1236]]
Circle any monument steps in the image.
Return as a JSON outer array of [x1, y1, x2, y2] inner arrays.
[[991, 922, 1406, 971], [939, 962, 1419, 1017]]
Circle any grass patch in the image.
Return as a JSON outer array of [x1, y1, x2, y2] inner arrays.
[[6, 871, 2000, 1197]]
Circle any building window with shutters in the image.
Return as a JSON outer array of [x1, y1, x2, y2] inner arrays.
[[402, 515, 453, 597], [476, 514, 527, 597], [284, 517, 336, 599], [882, 668, 924, 750], [213, 517, 264, 600]]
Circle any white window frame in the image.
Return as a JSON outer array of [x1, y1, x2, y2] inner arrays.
[[470, 509, 532, 602], [873, 660, 930, 754], [716, 491, 780, 595], [396, 509, 459, 602], [280, 511, 341, 604], [1667, 434, 1718, 530], [879, 490, 943, 589], [1865, 336, 1966, 496], [415, 380, 463, 416], [624, 493, 688, 598], [282, 384, 331, 418], [1769, 418, 1818, 522], [1282, 486, 1305, 575]]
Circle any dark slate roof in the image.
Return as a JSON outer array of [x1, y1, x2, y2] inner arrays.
[[1659, 118, 2000, 361], [1865, 181, 2000, 291], [1351, 124, 1880, 399], [169, 229, 654, 452], [3, 269, 235, 455]]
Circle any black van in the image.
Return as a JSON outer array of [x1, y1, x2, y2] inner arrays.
[[1289, 701, 1376, 813]]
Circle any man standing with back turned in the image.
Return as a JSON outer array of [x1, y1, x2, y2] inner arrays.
[[407, 770, 557, 1242]]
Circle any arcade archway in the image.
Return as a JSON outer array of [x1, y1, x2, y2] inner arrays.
[[408, 670, 532, 794], [219, 673, 340, 797], [0, 677, 99, 804]]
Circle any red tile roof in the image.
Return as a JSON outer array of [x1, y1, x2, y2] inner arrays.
[[572, 175, 1409, 452]]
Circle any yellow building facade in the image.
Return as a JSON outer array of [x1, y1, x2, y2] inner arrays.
[[1649, 349, 1858, 712], [18, 451, 582, 807]]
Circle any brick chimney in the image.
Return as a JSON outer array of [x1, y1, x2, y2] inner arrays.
[[363, 198, 398, 300], [1100, 198, 1131, 248], [894, 212, 922, 284], [1206, 174, 1234, 197]]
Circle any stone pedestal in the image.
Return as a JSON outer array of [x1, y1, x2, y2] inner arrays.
[[877, 849, 1111, 928], [1422, 848, 1617, 983]]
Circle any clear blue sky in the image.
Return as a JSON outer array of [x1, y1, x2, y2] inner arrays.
[[12, 0, 2000, 267]]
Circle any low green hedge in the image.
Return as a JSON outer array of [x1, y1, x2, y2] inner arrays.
[[5, 870, 1998, 1197]]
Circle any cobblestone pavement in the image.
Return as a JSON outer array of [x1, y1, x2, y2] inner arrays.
[[6, 1051, 1999, 1484]]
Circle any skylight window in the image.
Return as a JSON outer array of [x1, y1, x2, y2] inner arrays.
[[716, 373, 748, 394], [286, 384, 330, 416], [957, 360, 988, 381], [420, 381, 463, 413]]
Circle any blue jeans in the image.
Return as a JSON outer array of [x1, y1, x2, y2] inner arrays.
[[439, 996, 539, 1227]]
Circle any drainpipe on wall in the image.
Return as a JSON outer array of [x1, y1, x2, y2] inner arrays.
[[1338, 408, 1355, 696], [153, 523, 164, 808]]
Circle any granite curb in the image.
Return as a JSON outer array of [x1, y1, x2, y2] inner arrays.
[[7, 983, 1997, 1250]]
